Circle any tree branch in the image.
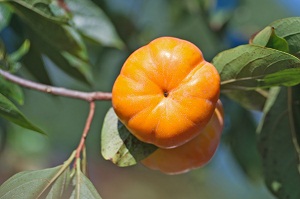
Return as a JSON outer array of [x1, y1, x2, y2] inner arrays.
[[0, 69, 112, 166], [0, 69, 112, 101], [75, 101, 95, 162]]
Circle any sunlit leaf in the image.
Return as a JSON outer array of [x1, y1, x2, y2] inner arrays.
[[0, 165, 63, 198], [65, 0, 124, 49], [213, 45, 300, 90], [251, 26, 289, 53], [101, 108, 157, 167], [257, 86, 300, 199], [0, 93, 44, 134], [270, 17, 300, 57], [70, 170, 101, 199]]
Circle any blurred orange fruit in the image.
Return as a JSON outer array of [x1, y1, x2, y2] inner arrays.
[[112, 37, 220, 148], [141, 100, 224, 174]]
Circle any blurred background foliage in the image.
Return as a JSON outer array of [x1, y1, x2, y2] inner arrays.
[[0, 0, 299, 198]]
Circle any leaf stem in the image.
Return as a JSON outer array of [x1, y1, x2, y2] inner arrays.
[[75, 158, 81, 199], [82, 146, 87, 176], [37, 150, 76, 198], [0, 69, 112, 101]]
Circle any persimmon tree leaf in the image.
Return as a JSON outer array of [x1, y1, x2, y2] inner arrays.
[[8, 1, 83, 56], [0, 151, 79, 198], [224, 89, 267, 110], [263, 68, 300, 87], [251, 26, 289, 52], [22, 41, 52, 84], [4, 39, 31, 72], [9, 39, 30, 63], [0, 165, 63, 198], [0, 76, 24, 105], [46, 168, 71, 199], [269, 17, 300, 57], [213, 45, 300, 90], [0, 3, 12, 32], [65, 0, 124, 49], [25, 27, 93, 85], [223, 99, 262, 180], [70, 170, 101, 199], [257, 86, 300, 199], [2, 0, 68, 23], [101, 108, 157, 167], [5, 0, 93, 84], [0, 93, 44, 134]]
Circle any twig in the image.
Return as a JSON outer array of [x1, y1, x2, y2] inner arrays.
[[0, 69, 110, 169], [0, 69, 112, 101], [75, 101, 96, 163]]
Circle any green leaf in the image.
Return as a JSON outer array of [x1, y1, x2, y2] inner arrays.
[[251, 26, 289, 52], [48, 0, 70, 19], [224, 89, 267, 110], [0, 39, 10, 70], [22, 41, 52, 84], [0, 151, 77, 199], [6, 39, 31, 72], [223, 99, 262, 180], [3, 0, 68, 23], [270, 17, 300, 57], [0, 93, 44, 134], [9, 1, 84, 57], [257, 86, 300, 199], [9, 39, 30, 63], [7, 0, 93, 84], [0, 165, 63, 198], [0, 3, 12, 32], [65, 0, 124, 49], [263, 68, 300, 87], [101, 108, 157, 167], [213, 44, 300, 90], [26, 27, 93, 84], [46, 168, 71, 199], [0, 76, 24, 105], [71, 170, 101, 199]]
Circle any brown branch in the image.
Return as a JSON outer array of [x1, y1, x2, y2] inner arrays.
[[0, 69, 112, 101], [75, 101, 95, 162], [0, 69, 110, 167]]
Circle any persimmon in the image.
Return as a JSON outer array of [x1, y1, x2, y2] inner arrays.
[[141, 100, 224, 174], [112, 37, 220, 148]]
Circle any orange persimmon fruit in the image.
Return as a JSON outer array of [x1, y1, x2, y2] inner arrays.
[[112, 36, 220, 149], [141, 100, 224, 174]]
